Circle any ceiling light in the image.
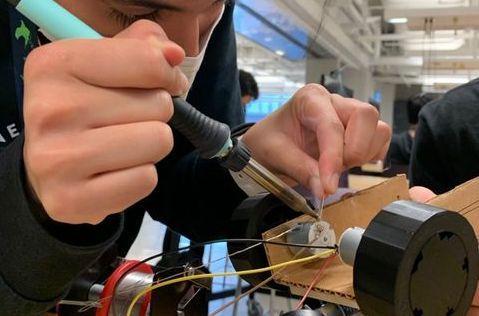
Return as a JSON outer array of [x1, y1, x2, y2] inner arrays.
[[388, 17, 408, 24], [423, 75, 470, 85], [405, 38, 465, 51], [438, 0, 465, 4]]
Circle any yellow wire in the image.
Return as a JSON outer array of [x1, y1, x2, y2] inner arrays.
[[126, 249, 335, 316]]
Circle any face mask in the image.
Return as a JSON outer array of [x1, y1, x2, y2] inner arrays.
[[179, 4, 225, 98]]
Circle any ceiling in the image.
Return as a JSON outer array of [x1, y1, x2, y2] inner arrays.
[[235, 0, 479, 92]]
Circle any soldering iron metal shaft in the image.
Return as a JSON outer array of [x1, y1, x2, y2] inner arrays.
[[241, 159, 319, 219]]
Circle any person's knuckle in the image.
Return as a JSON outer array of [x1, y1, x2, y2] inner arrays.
[[26, 144, 53, 176], [347, 147, 368, 165], [36, 143, 80, 179], [145, 122, 173, 161], [303, 83, 329, 96], [358, 103, 379, 120], [304, 162, 319, 180], [137, 164, 159, 194], [42, 186, 80, 222], [156, 123, 174, 154], [294, 84, 330, 106], [37, 101, 75, 132], [24, 46, 54, 78], [24, 145, 46, 177], [24, 48, 45, 79], [142, 42, 167, 84], [131, 19, 159, 31], [25, 44, 71, 78], [379, 121, 392, 140], [156, 90, 174, 121], [329, 119, 345, 135]]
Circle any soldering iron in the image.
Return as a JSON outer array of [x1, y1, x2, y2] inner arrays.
[[5, 0, 318, 218]]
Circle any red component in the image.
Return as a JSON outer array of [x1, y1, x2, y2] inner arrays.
[[96, 260, 153, 316]]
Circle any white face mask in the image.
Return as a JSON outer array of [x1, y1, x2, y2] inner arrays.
[[179, 4, 225, 98]]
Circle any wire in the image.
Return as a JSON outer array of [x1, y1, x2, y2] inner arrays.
[[81, 231, 297, 311], [209, 229, 306, 315], [210, 202, 331, 314], [209, 226, 328, 315], [126, 249, 336, 316], [145, 237, 335, 289], [303, 0, 330, 59], [209, 263, 305, 315], [145, 229, 298, 294], [123, 237, 335, 278], [85, 230, 330, 311], [295, 254, 337, 310]]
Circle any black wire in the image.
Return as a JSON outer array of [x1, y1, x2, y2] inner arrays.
[[303, 0, 330, 59], [122, 238, 337, 278]]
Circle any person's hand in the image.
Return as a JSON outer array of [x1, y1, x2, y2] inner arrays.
[[23, 20, 188, 224], [409, 186, 479, 314], [242, 84, 391, 196], [409, 186, 436, 203]]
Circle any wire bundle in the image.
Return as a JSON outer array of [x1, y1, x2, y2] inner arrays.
[[78, 227, 337, 315], [126, 248, 336, 316]]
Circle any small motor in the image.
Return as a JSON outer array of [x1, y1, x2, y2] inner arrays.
[[287, 221, 336, 256], [339, 200, 479, 316]]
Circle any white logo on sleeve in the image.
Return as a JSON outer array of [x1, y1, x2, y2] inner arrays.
[[0, 123, 20, 143]]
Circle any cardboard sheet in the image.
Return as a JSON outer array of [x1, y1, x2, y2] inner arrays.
[[263, 175, 479, 307]]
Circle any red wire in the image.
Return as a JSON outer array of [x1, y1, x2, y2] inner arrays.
[[295, 254, 337, 310]]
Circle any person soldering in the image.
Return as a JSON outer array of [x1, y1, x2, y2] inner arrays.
[[0, 0, 391, 314]]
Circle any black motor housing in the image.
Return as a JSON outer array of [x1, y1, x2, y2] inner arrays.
[[354, 201, 479, 316]]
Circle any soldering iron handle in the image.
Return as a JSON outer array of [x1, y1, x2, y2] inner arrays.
[[170, 98, 232, 159]]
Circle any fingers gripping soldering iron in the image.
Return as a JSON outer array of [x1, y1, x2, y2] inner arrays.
[[171, 98, 319, 219]]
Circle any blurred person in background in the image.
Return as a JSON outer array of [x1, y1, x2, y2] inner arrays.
[[239, 69, 259, 106], [410, 79, 479, 194], [388, 93, 435, 166]]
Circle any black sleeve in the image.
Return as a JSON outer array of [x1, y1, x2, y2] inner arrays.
[[409, 109, 451, 194], [409, 79, 479, 194], [388, 132, 412, 165], [0, 136, 123, 315], [145, 153, 247, 242]]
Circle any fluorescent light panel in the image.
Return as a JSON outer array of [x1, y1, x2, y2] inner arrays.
[[388, 17, 408, 24]]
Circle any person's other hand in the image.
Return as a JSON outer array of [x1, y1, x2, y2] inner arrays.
[[409, 186, 479, 314], [242, 84, 391, 196], [409, 186, 436, 203], [23, 20, 188, 224]]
